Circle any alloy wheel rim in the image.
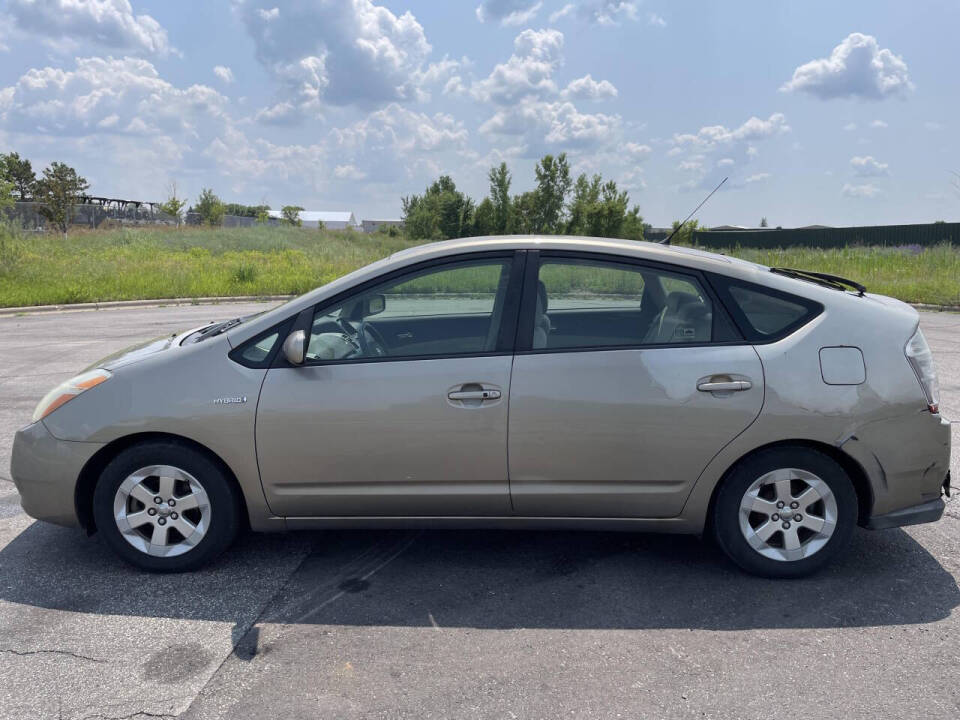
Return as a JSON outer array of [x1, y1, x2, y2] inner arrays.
[[738, 468, 837, 562], [113, 465, 211, 558]]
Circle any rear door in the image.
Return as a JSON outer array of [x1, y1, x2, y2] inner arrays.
[[255, 252, 524, 517], [507, 252, 763, 517]]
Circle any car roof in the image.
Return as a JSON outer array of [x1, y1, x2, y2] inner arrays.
[[386, 235, 772, 276]]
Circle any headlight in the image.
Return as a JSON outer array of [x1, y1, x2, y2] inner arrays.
[[904, 328, 939, 413], [32, 369, 112, 422]]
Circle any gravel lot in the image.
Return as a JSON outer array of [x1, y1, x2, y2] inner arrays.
[[0, 302, 957, 720]]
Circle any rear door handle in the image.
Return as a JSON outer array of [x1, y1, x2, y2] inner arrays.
[[448, 389, 501, 401], [697, 379, 752, 392]]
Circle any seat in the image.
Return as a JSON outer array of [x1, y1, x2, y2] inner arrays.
[[643, 291, 711, 344]]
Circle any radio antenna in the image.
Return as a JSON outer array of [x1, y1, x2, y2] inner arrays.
[[659, 176, 728, 245]]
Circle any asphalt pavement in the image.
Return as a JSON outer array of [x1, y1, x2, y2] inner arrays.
[[0, 302, 957, 720]]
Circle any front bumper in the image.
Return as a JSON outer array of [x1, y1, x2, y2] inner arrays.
[[9, 421, 104, 528]]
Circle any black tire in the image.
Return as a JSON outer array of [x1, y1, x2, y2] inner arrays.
[[92, 441, 242, 572], [713, 447, 857, 579]]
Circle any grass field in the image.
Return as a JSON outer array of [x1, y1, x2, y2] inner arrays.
[[1, 224, 958, 307]]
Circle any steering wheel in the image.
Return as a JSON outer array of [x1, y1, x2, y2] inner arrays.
[[358, 320, 389, 357], [337, 317, 389, 357]]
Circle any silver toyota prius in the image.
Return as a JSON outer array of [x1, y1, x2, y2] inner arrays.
[[10, 237, 952, 577]]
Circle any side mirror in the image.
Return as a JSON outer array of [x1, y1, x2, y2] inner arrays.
[[364, 294, 386, 316], [281, 329, 307, 365]]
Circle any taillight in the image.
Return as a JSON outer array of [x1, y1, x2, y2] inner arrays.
[[904, 328, 940, 413]]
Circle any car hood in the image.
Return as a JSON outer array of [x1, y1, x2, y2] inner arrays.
[[86, 323, 213, 372]]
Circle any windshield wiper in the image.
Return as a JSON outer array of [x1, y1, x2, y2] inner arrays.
[[770, 267, 866, 296], [188, 318, 243, 344]]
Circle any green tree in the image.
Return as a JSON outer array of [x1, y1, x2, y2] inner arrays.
[[194, 188, 224, 226], [760, 216, 769, 228], [159, 181, 187, 227], [472, 197, 496, 236], [316, 219, 326, 232], [488, 162, 513, 234], [0, 152, 37, 200], [0, 179, 14, 214], [565, 173, 644, 240], [34, 161, 89, 236], [256, 208, 270, 224], [531, 153, 572, 233], [402, 175, 475, 240], [281, 205, 304, 226], [669, 219, 702, 246], [510, 191, 538, 234]]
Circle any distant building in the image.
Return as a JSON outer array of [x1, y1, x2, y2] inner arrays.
[[362, 219, 405, 234], [267, 210, 360, 230]]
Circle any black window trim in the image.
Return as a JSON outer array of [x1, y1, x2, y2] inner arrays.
[[705, 271, 824, 344], [268, 249, 528, 368], [514, 250, 745, 355], [228, 316, 296, 369]]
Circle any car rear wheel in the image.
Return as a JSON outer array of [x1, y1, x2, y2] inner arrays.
[[713, 447, 857, 578], [92, 442, 242, 572]]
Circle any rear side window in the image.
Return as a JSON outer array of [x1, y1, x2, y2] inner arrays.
[[714, 277, 822, 342]]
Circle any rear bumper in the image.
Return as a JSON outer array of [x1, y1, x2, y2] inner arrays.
[[10, 421, 104, 528], [865, 496, 945, 530]]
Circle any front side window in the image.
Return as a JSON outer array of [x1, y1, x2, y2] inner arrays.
[[306, 258, 514, 362], [532, 258, 715, 350]]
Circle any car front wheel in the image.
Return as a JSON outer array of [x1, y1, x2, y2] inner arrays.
[[92, 441, 242, 572], [713, 447, 858, 578]]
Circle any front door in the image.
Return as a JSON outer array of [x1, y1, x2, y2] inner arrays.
[[256, 254, 520, 517], [508, 253, 764, 517]]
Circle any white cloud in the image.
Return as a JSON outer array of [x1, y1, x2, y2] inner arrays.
[[7, 0, 171, 56], [924, 121, 942, 131], [745, 172, 771, 184], [850, 155, 889, 177], [717, 157, 735, 167], [476, 0, 542, 26], [622, 142, 652, 158], [842, 182, 881, 198], [213, 65, 234, 84], [472, 28, 564, 104], [647, 13, 666, 27], [334, 164, 366, 180], [843, 122, 857, 131], [578, 1, 639, 26], [781, 33, 913, 100], [258, 7, 279, 21], [480, 99, 621, 155], [549, 3, 575, 22], [870, 119, 887, 128], [0, 56, 227, 137], [672, 113, 790, 150], [235, 0, 432, 116], [562, 74, 618, 100]]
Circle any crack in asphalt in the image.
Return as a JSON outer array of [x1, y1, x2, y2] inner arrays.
[[1, 648, 107, 664], [76, 711, 176, 720]]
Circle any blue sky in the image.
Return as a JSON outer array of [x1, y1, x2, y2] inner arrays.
[[1, 0, 957, 227]]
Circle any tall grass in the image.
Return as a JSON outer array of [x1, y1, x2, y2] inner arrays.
[[0, 225, 957, 307]]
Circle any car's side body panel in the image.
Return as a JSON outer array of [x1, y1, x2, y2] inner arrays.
[[255, 356, 514, 517], [507, 345, 764, 517]]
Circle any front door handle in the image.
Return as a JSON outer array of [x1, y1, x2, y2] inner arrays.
[[448, 389, 501, 401], [697, 378, 752, 393]]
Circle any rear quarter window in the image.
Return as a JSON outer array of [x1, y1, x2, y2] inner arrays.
[[710, 275, 822, 342]]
